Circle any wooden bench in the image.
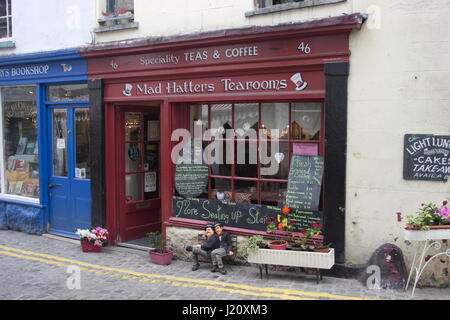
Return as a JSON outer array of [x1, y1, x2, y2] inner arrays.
[[197, 233, 238, 268]]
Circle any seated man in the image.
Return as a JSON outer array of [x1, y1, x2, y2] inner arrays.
[[211, 222, 233, 275], [187, 223, 219, 271]]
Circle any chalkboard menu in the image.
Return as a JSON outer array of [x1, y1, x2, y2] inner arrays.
[[404, 134, 450, 182], [174, 143, 209, 198], [285, 155, 324, 211], [172, 196, 322, 232]]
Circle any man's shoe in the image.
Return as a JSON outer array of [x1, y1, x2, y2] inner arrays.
[[218, 268, 227, 275], [211, 266, 219, 272], [192, 264, 200, 271]]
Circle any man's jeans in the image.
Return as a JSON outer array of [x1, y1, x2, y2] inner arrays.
[[211, 248, 227, 268]]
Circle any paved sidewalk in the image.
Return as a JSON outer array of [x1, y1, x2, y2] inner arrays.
[[0, 230, 448, 300]]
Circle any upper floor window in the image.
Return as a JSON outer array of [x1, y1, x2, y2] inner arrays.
[[105, 0, 134, 16], [0, 0, 12, 39], [248, 0, 346, 17]]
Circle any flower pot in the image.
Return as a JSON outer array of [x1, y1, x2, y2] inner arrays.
[[148, 250, 174, 265], [268, 240, 288, 250], [80, 241, 102, 253]]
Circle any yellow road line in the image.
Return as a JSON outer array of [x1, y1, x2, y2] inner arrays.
[[0, 244, 369, 300], [0, 249, 310, 300]]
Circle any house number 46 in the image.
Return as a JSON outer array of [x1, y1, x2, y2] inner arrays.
[[297, 42, 311, 54]]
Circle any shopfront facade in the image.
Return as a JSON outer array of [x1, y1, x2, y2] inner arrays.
[[82, 14, 364, 262], [0, 49, 91, 237]]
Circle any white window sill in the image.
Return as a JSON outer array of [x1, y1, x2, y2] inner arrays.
[[245, 0, 346, 17], [95, 15, 138, 33], [0, 38, 15, 49], [0, 194, 41, 207]]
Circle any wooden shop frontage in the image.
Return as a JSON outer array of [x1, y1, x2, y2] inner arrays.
[[80, 13, 364, 263]]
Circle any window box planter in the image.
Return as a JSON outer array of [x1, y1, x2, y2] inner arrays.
[[247, 248, 334, 282], [404, 225, 450, 241]]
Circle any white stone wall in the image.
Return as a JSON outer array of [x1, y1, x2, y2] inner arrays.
[[0, 0, 93, 55]]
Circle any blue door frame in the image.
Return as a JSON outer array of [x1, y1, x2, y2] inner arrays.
[[46, 102, 91, 238]]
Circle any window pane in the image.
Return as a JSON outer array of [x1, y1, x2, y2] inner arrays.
[[3, 86, 39, 198], [125, 173, 142, 203], [0, 1, 6, 17], [261, 181, 287, 206], [211, 104, 232, 131], [261, 103, 289, 139], [125, 112, 141, 141], [210, 178, 231, 201], [52, 109, 68, 177], [75, 109, 90, 180], [291, 103, 321, 140], [114, 0, 134, 12], [234, 180, 257, 204], [234, 103, 258, 134], [144, 143, 158, 171], [125, 142, 142, 172], [47, 84, 89, 102], [0, 17, 7, 39], [7, 16, 10, 37], [144, 112, 160, 141], [235, 140, 258, 178], [190, 104, 208, 138], [260, 142, 289, 179]]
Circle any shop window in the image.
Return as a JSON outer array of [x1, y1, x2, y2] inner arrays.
[[0, 86, 39, 200], [0, 0, 12, 39], [185, 101, 323, 207], [47, 84, 89, 102]]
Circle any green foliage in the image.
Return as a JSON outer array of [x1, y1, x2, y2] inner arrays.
[[147, 232, 171, 253], [406, 202, 449, 230], [238, 235, 266, 258]]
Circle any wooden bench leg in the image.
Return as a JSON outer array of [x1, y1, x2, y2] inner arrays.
[[258, 265, 263, 279], [265, 264, 269, 279], [316, 269, 321, 284]]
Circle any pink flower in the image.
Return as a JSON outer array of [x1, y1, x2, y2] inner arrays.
[[438, 205, 449, 218]]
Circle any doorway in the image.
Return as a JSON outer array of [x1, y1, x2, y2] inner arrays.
[[48, 105, 91, 237], [117, 105, 161, 247]]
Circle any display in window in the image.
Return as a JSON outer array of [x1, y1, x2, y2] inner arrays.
[[2, 86, 39, 199]]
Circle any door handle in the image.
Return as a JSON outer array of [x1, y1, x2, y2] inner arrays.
[[49, 184, 62, 189]]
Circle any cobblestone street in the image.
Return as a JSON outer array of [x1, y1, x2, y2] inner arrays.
[[1, 230, 449, 301]]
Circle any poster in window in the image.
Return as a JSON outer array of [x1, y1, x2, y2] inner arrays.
[[147, 120, 160, 140], [16, 137, 28, 154], [145, 172, 157, 193]]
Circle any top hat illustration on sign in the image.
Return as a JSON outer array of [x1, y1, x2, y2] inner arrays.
[[122, 83, 133, 97], [290, 72, 308, 91]]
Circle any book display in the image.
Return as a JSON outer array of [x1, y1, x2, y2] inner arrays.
[[5, 137, 39, 198]]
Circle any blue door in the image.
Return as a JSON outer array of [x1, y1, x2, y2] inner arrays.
[[48, 105, 91, 238]]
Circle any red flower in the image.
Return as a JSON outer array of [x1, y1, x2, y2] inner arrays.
[[278, 223, 284, 230], [443, 200, 448, 206], [282, 206, 290, 215]]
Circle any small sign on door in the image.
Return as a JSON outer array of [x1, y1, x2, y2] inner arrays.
[[57, 138, 66, 149]]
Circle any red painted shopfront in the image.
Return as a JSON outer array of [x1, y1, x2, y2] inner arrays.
[[81, 14, 364, 261]]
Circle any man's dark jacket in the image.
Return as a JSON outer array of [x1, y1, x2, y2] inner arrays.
[[201, 234, 220, 252], [218, 231, 232, 253]]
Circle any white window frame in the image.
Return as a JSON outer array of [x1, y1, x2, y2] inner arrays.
[[0, 85, 40, 204], [0, 0, 12, 40]]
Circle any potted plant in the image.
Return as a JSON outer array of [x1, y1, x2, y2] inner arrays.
[[76, 227, 108, 253], [101, 11, 115, 27], [238, 235, 266, 258], [115, 6, 133, 25], [406, 201, 450, 230], [147, 231, 174, 265]]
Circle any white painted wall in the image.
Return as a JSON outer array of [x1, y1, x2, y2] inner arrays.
[[0, 0, 93, 56], [93, 0, 450, 285]]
